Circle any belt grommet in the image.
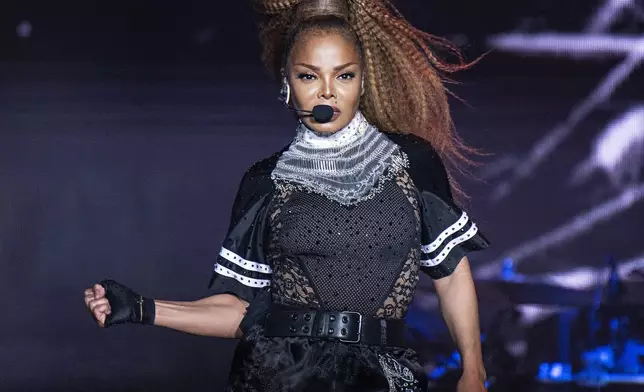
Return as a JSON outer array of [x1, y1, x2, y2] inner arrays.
[[342, 316, 348, 323], [328, 328, 335, 334], [341, 328, 347, 335], [289, 326, 297, 333]]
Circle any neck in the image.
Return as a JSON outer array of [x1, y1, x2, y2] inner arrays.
[[273, 111, 404, 205], [297, 111, 369, 148]]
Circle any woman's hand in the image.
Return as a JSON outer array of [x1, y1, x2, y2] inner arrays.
[[457, 372, 487, 392], [83, 280, 155, 327], [84, 283, 111, 328]]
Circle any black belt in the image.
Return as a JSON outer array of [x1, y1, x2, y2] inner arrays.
[[263, 307, 406, 347]]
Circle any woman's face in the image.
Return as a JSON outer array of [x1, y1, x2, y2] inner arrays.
[[286, 31, 363, 134]]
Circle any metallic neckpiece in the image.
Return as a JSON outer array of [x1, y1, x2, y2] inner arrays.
[[295, 0, 350, 21]]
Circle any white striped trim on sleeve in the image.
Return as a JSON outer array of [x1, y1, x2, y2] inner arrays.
[[421, 211, 469, 254], [420, 223, 479, 267], [219, 247, 273, 274], [214, 263, 271, 288]]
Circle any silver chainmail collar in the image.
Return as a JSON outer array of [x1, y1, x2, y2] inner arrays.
[[271, 111, 408, 205]]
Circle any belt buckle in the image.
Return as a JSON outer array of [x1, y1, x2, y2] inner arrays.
[[339, 311, 362, 344]]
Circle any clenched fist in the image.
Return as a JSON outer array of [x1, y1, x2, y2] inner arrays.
[[84, 280, 155, 328]]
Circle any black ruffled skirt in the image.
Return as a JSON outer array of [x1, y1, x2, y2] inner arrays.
[[224, 323, 428, 392]]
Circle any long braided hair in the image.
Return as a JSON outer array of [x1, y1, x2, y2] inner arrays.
[[253, 0, 480, 200]]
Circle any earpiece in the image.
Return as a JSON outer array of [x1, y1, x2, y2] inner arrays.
[[280, 77, 291, 104]]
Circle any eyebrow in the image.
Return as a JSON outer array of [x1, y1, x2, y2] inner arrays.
[[294, 62, 359, 71]]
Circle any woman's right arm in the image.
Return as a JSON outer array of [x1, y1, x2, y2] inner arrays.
[[154, 294, 248, 338], [84, 281, 249, 339]]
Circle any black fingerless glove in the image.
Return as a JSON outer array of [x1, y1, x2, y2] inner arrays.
[[99, 279, 155, 327]]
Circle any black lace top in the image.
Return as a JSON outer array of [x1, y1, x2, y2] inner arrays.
[[207, 132, 489, 328], [268, 167, 421, 319]]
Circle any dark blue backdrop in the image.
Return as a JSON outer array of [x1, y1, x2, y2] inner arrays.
[[1, 1, 642, 390]]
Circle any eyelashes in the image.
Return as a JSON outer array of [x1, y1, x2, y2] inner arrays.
[[339, 72, 356, 80], [296, 73, 316, 80], [296, 72, 357, 81]]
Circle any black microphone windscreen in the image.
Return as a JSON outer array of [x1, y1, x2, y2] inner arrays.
[[312, 105, 334, 123]]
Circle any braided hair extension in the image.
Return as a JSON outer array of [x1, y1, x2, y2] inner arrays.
[[253, 0, 483, 200]]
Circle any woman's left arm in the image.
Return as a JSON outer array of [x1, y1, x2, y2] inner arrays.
[[432, 256, 487, 389]]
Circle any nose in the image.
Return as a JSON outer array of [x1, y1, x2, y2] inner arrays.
[[318, 79, 336, 100]]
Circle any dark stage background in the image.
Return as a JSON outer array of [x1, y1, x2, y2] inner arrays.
[[1, 1, 643, 391]]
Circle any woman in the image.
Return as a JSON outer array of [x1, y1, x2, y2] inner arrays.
[[84, 0, 490, 391]]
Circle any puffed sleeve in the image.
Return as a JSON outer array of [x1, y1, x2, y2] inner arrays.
[[417, 183, 489, 279], [207, 156, 277, 303], [388, 133, 490, 279]]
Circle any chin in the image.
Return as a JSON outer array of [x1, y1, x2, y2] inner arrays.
[[305, 123, 342, 134], [303, 116, 351, 134]]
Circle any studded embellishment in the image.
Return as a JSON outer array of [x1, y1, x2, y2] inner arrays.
[[378, 354, 420, 392]]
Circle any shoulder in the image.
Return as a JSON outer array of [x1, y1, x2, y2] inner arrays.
[[384, 132, 446, 174], [228, 147, 287, 223], [235, 143, 291, 195], [242, 148, 284, 184], [383, 132, 452, 199], [241, 140, 293, 183], [384, 132, 438, 158]]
